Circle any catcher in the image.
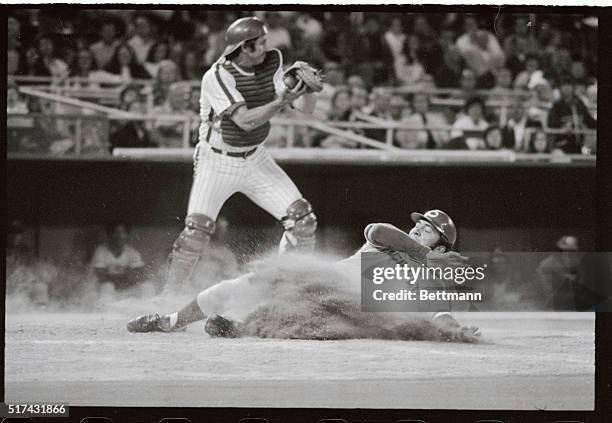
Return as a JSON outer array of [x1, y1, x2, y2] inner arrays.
[[128, 210, 481, 343], [165, 16, 324, 293]]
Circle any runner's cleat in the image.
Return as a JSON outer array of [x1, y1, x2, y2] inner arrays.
[[127, 313, 175, 333]]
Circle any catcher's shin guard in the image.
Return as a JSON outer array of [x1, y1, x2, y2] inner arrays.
[[165, 214, 215, 292], [279, 198, 317, 254]]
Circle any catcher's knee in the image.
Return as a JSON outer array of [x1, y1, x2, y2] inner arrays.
[[173, 213, 216, 258], [281, 198, 317, 250]]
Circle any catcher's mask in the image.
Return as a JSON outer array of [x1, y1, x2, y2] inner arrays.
[[221, 17, 268, 59], [410, 209, 457, 249]]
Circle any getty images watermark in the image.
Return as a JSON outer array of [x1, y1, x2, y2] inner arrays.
[[361, 251, 612, 312]]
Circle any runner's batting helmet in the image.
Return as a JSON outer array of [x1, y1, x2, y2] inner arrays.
[[221, 17, 268, 58], [410, 209, 457, 248]]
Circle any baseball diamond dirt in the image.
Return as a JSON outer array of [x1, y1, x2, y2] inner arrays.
[[5, 309, 594, 410]]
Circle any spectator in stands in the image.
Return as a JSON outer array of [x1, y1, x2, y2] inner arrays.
[[503, 15, 539, 76], [69, 48, 124, 87], [548, 75, 597, 154], [152, 59, 181, 105], [350, 86, 369, 114], [447, 96, 489, 150], [7, 15, 22, 76], [502, 96, 543, 151], [7, 15, 21, 51], [110, 97, 156, 151], [527, 129, 552, 153], [388, 95, 409, 121], [434, 45, 463, 89], [362, 88, 392, 142], [8, 49, 20, 76], [384, 18, 407, 79], [319, 87, 358, 149], [413, 14, 443, 74], [513, 54, 541, 89], [128, 13, 157, 64], [570, 59, 587, 83], [455, 14, 505, 89], [104, 43, 151, 81], [295, 12, 324, 42], [438, 28, 457, 53], [395, 34, 427, 86], [484, 126, 505, 150], [37, 34, 69, 80], [150, 82, 197, 148], [181, 49, 202, 81], [91, 221, 146, 291], [90, 18, 121, 69], [399, 92, 449, 149], [144, 40, 171, 78], [265, 12, 292, 55], [118, 84, 144, 110], [18, 46, 50, 78], [453, 68, 478, 101], [525, 71, 554, 128], [316, 61, 346, 117], [7, 80, 29, 115], [347, 74, 367, 91], [189, 87, 201, 114], [339, 15, 393, 86], [489, 67, 514, 100], [326, 86, 354, 122]]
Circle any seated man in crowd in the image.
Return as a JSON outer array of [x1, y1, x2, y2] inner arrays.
[[110, 91, 157, 151], [150, 82, 199, 148], [447, 96, 489, 150], [548, 75, 597, 154], [398, 92, 449, 149], [91, 222, 146, 291], [501, 96, 542, 151]]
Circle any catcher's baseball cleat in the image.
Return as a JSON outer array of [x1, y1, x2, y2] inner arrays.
[[205, 313, 243, 338], [127, 313, 176, 333]]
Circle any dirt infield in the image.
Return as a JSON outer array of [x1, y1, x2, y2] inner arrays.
[[4, 310, 593, 410]]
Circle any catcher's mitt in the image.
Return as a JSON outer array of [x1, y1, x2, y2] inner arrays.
[[283, 62, 324, 93]]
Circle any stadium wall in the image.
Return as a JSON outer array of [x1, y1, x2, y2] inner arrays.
[[7, 159, 596, 266]]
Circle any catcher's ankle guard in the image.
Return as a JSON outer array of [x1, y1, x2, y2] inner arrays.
[[205, 313, 242, 338]]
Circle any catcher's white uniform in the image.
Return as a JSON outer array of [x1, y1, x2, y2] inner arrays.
[[190, 49, 311, 221]]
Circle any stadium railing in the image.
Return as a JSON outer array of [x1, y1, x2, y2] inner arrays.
[[9, 78, 596, 162], [7, 112, 597, 164]]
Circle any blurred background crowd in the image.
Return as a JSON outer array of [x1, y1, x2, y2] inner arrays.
[[7, 10, 598, 154]]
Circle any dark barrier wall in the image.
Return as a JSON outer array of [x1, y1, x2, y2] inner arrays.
[[7, 159, 596, 261]]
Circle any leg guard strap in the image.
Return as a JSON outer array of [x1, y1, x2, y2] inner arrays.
[[166, 214, 215, 291], [279, 199, 317, 253]]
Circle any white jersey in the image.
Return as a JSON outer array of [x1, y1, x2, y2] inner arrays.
[[198, 50, 286, 154]]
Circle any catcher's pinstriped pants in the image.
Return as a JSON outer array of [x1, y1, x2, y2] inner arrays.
[[188, 143, 302, 221]]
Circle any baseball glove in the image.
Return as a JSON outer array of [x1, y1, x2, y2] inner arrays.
[[283, 61, 324, 93]]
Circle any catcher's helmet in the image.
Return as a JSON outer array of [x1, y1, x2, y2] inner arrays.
[[221, 17, 268, 58], [410, 209, 457, 248]]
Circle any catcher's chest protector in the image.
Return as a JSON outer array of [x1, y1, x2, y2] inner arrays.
[[221, 50, 280, 147]]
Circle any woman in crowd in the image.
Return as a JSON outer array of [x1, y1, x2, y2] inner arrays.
[[104, 43, 151, 82], [152, 59, 181, 105], [181, 49, 203, 81], [528, 129, 552, 154], [144, 40, 171, 78], [18, 46, 51, 78]]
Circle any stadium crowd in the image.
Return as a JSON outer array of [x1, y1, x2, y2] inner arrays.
[[7, 10, 598, 155]]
